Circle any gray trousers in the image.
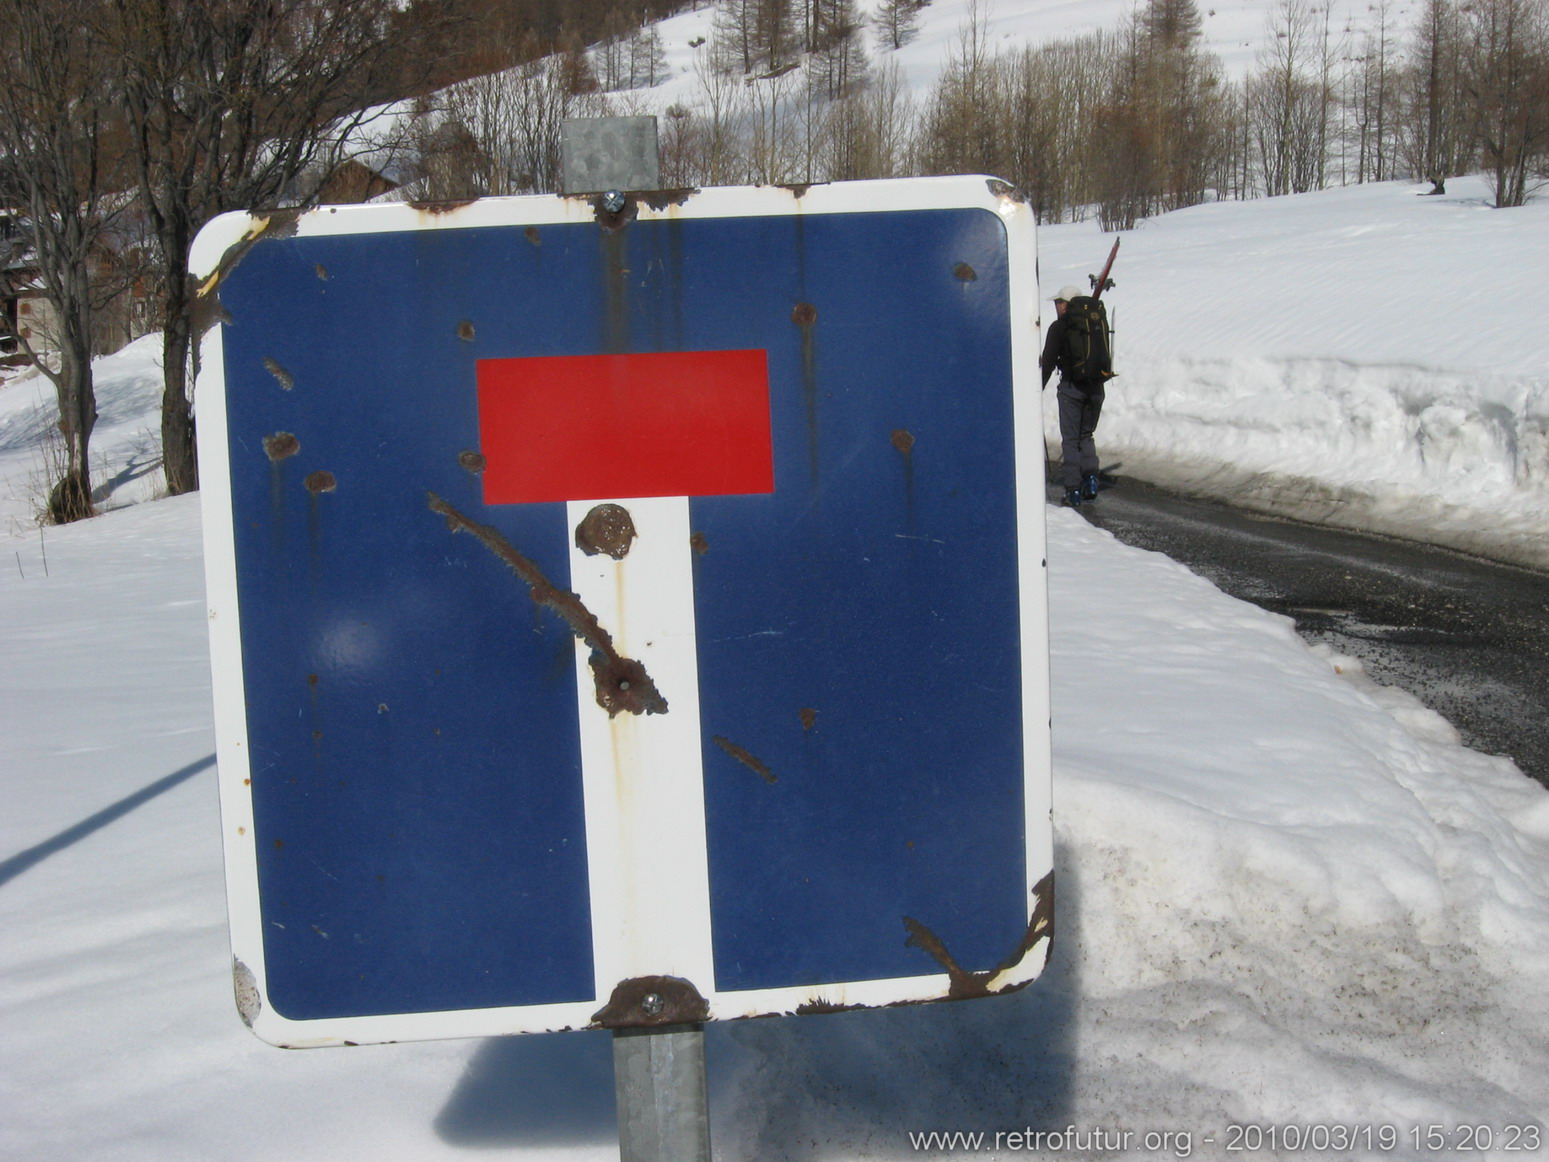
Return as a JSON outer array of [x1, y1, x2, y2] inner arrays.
[[1056, 379, 1105, 489]]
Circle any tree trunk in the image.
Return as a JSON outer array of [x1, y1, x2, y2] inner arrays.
[[50, 321, 98, 523], [160, 274, 198, 495]]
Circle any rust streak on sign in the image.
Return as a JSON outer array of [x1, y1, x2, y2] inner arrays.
[[263, 357, 295, 390], [792, 301, 820, 488], [713, 735, 777, 784], [903, 870, 1055, 999], [427, 492, 667, 718]]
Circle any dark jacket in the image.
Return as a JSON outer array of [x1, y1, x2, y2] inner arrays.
[[1040, 317, 1067, 387], [1040, 315, 1103, 389]]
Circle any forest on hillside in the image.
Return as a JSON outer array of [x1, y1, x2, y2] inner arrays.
[[406, 0, 1549, 226], [0, 0, 698, 521], [1, 0, 1545, 526]]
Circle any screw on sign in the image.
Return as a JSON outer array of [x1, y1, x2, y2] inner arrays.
[[193, 176, 1053, 1054]]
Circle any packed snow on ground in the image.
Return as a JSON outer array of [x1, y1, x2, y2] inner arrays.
[[3, 169, 1547, 1158]]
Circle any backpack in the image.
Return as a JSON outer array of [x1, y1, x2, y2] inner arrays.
[[1060, 295, 1115, 383]]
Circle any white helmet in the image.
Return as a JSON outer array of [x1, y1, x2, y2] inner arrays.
[[1054, 285, 1084, 303]]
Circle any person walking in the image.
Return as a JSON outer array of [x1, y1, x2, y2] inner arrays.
[[1040, 285, 1105, 507]]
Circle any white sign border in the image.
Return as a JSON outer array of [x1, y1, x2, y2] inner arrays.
[[194, 175, 1053, 1048]]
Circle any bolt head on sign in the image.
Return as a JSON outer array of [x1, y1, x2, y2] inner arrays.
[[194, 177, 1054, 1048]]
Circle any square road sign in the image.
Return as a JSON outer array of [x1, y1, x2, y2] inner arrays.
[[194, 176, 1054, 1048]]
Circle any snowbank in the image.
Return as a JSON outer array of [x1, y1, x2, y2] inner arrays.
[[5, 497, 1546, 1160], [1039, 178, 1549, 569]]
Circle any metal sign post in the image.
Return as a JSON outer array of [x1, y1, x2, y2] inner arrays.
[[193, 171, 1053, 1155], [566, 117, 709, 1162], [614, 1024, 711, 1162]]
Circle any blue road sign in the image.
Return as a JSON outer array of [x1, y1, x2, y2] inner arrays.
[[195, 177, 1053, 1047]]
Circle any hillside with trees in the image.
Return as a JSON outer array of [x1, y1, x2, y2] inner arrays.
[[2, 0, 1546, 523]]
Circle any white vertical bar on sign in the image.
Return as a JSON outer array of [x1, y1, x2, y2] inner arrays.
[[569, 496, 717, 1006]]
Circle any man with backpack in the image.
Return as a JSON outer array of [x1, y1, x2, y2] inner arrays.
[[1040, 284, 1114, 508]]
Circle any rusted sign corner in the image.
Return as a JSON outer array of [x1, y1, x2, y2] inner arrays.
[[191, 208, 305, 339], [591, 975, 710, 1029], [903, 869, 1054, 1000]]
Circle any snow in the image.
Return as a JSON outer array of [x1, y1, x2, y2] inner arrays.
[[4, 4, 1549, 1155], [1036, 177, 1549, 571], [640, 0, 1373, 109]]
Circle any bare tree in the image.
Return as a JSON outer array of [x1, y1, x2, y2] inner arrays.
[[879, 0, 923, 53], [806, 0, 868, 99], [1248, 0, 1327, 195], [996, 46, 1065, 220], [745, 65, 802, 182], [0, 0, 131, 522], [593, 10, 635, 90], [1403, 0, 1473, 191], [659, 45, 751, 185], [916, 2, 1006, 177], [712, 0, 798, 76], [874, 0, 925, 52], [593, 11, 669, 90], [1460, 0, 1549, 206], [831, 57, 916, 179], [403, 102, 490, 200], [630, 25, 670, 88], [108, 0, 436, 497], [1348, 0, 1401, 182], [446, 45, 606, 195]]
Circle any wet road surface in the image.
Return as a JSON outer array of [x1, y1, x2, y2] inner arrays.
[[1071, 475, 1549, 790]]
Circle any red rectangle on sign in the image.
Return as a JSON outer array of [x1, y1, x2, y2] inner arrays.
[[477, 350, 775, 505]]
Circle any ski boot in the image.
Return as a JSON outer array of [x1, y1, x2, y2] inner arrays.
[[1063, 488, 1083, 508], [1082, 472, 1101, 500]]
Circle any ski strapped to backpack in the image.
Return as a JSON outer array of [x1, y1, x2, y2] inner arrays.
[[1060, 238, 1119, 384]]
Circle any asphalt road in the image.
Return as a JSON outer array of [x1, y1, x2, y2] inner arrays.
[[1070, 475, 1549, 790]]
